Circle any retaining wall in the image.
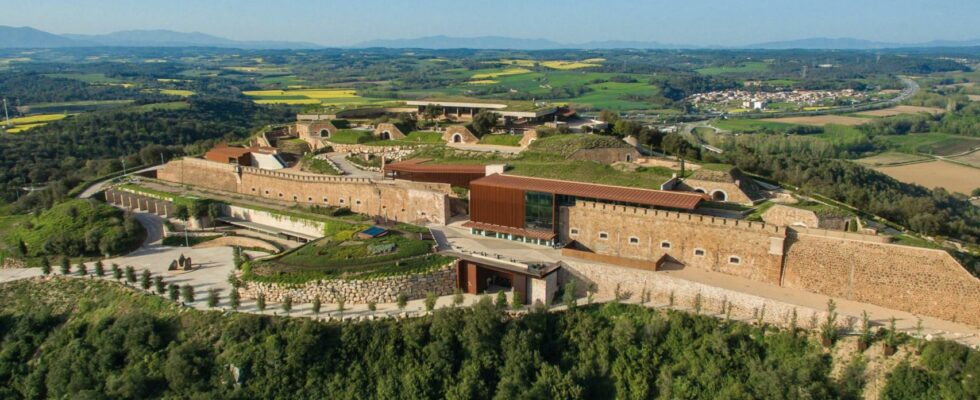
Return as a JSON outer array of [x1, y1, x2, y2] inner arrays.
[[240, 265, 457, 304]]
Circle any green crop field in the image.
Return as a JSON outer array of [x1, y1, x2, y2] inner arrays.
[[696, 62, 770, 75], [877, 133, 980, 156], [710, 118, 796, 132]]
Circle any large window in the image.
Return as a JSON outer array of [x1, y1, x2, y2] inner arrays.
[[524, 191, 554, 231]]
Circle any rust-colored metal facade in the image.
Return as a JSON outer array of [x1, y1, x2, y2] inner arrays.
[[456, 260, 528, 302], [384, 159, 488, 188], [469, 180, 526, 228]]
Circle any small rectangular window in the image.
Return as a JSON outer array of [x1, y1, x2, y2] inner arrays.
[[598, 232, 608, 239], [629, 237, 640, 244], [729, 256, 741, 265], [694, 248, 705, 257], [570, 228, 579, 235], [661, 241, 671, 249]]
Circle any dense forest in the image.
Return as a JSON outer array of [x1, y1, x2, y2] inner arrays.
[[1, 278, 976, 399], [0, 97, 292, 209]]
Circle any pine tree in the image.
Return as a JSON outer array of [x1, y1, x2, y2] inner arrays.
[[140, 270, 151, 290], [94, 260, 105, 277], [181, 284, 194, 303], [59, 257, 70, 275], [495, 290, 507, 310], [229, 289, 240, 310], [511, 290, 524, 309], [453, 287, 464, 307], [563, 281, 577, 309], [256, 293, 266, 311], [311, 295, 321, 315], [168, 284, 179, 302], [208, 288, 220, 308], [154, 276, 166, 294], [76, 261, 87, 276], [124, 266, 136, 284], [396, 293, 408, 310], [40, 256, 51, 275], [112, 264, 122, 280]]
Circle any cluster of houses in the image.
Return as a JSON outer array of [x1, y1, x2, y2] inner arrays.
[[687, 88, 866, 110]]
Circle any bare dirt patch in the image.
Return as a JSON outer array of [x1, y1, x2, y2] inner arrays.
[[950, 150, 980, 168], [761, 115, 869, 126], [875, 160, 980, 195], [854, 152, 930, 167], [855, 105, 945, 117], [968, 94, 980, 102]]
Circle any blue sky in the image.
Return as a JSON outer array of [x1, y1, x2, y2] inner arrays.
[[2, 0, 978, 46]]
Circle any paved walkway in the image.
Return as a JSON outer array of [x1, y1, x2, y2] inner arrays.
[[326, 152, 381, 178], [429, 221, 980, 348], [447, 142, 524, 154]]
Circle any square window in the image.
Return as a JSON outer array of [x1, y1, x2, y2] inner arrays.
[[251, 187, 256, 192], [278, 193, 283, 198], [308, 197, 312, 201]]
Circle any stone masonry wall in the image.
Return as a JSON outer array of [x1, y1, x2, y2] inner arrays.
[[680, 178, 754, 205], [560, 261, 851, 329], [240, 265, 456, 304], [563, 202, 785, 285], [156, 158, 452, 225], [783, 233, 980, 326], [762, 204, 820, 228]]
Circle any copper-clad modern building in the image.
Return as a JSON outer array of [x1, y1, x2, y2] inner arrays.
[[465, 174, 705, 246]]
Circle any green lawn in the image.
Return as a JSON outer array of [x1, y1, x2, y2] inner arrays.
[[245, 230, 451, 283], [479, 134, 523, 146], [327, 129, 377, 144], [364, 131, 444, 146]]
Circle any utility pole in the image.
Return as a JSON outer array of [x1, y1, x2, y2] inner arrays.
[[2, 98, 10, 127]]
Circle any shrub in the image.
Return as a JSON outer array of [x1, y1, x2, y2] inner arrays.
[[111, 263, 121, 280], [168, 284, 179, 302], [59, 257, 70, 275], [154, 276, 165, 294], [94, 260, 105, 277], [229, 290, 240, 310], [256, 293, 266, 311], [367, 301, 377, 312], [207, 289, 219, 308], [396, 293, 407, 310], [311, 295, 321, 315], [282, 295, 292, 314], [140, 270, 151, 290], [181, 285, 194, 303], [425, 292, 437, 311], [76, 261, 87, 276]]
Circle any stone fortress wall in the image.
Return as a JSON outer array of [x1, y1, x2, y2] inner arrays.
[[783, 233, 980, 326], [562, 201, 980, 327], [156, 158, 452, 225], [562, 202, 785, 285]]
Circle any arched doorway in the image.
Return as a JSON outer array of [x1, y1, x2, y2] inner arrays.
[[452, 133, 462, 143], [625, 154, 633, 162], [711, 190, 727, 202], [381, 131, 391, 140], [319, 129, 330, 138], [693, 188, 706, 194]]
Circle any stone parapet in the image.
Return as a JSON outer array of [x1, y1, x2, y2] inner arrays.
[[574, 201, 782, 234], [239, 265, 457, 304]]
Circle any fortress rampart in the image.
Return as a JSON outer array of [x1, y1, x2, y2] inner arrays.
[[563, 201, 980, 326], [156, 158, 452, 225]]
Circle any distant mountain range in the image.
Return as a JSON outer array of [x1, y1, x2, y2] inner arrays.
[[0, 26, 322, 49], [1, 26, 978, 50]]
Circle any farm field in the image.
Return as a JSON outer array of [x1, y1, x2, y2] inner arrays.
[[710, 119, 796, 132], [760, 115, 870, 126], [43, 72, 133, 87], [470, 67, 531, 80], [950, 150, 980, 168], [243, 88, 378, 106], [2, 113, 71, 133], [18, 99, 134, 114], [877, 133, 980, 156], [855, 105, 945, 117], [854, 152, 931, 166], [495, 58, 604, 70], [156, 89, 195, 97], [874, 160, 980, 195], [563, 81, 662, 111]]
